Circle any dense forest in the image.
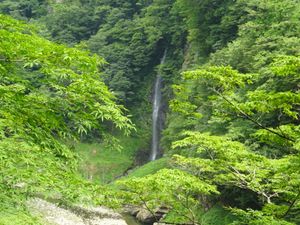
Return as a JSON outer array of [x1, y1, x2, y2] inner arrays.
[[0, 0, 299, 224]]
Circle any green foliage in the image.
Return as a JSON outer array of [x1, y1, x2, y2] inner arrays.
[[172, 132, 299, 204], [0, 0, 48, 21], [166, 58, 300, 153], [210, 0, 300, 72], [1, 1, 300, 224], [0, 14, 133, 211], [163, 203, 236, 225], [0, 0, 186, 115], [0, 209, 43, 225], [118, 168, 218, 224], [200, 204, 236, 225], [161, 1, 300, 223], [230, 208, 295, 225], [162, 60, 300, 223], [75, 134, 145, 183], [86, 0, 186, 104], [41, 2, 103, 44], [124, 157, 170, 178], [175, 0, 245, 62]]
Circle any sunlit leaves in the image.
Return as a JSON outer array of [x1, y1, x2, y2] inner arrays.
[[164, 57, 300, 223], [117, 168, 218, 222], [183, 66, 252, 91], [0, 14, 134, 209], [172, 132, 300, 223], [230, 208, 294, 225], [271, 56, 300, 77]]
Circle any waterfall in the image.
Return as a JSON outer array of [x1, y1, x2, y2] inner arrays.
[[150, 50, 166, 161]]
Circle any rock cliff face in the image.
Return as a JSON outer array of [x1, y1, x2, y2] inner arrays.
[[27, 198, 128, 225]]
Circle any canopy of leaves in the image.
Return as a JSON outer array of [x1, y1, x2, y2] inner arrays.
[[0, 14, 133, 209], [121, 1, 300, 224], [1, 0, 300, 224], [118, 168, 218, 224]]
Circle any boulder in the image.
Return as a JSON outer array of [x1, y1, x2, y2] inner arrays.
[[135, 206, 170, 224], [123, 205, 141, 216], [136, 208, 157, 224], [71, 205, 123, 219], [154, 206, 169, 218]]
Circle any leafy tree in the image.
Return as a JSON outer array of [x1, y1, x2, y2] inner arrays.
[[1, 0, 300, 224], [87, 0, 186, 104], [118, 168, 218, 225], [40, 1, 103, 44], [175, 0, 245, 62], [210, 0, 300, 72], [161, 61, 300, 223], [0, 0, 48, 21], [0, 15, 133, 210]]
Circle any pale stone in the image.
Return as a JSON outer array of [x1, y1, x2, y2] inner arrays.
[[27, 198, 128, 225]]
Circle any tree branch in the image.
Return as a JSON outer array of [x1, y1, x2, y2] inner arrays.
[[172, 193, 200, 225], [211, 88, 295, 142], [281, 188, 300, 218], [138, 196, 160, 222]]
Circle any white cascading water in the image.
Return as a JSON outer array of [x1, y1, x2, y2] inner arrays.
[[150, 50, 167, 161]]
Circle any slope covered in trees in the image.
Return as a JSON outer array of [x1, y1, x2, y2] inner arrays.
[[0, 14, 134, 222], [0, 0, 299, 225]]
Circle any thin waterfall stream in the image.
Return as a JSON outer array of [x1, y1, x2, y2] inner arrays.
[[150, 50, 166, 161]]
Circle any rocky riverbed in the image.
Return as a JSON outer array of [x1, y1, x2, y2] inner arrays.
[[27, 198, 168, 225], [27, 198, 128, 225]]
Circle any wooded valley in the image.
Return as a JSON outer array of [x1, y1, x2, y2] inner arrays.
[[0, 0, 299, 224]]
